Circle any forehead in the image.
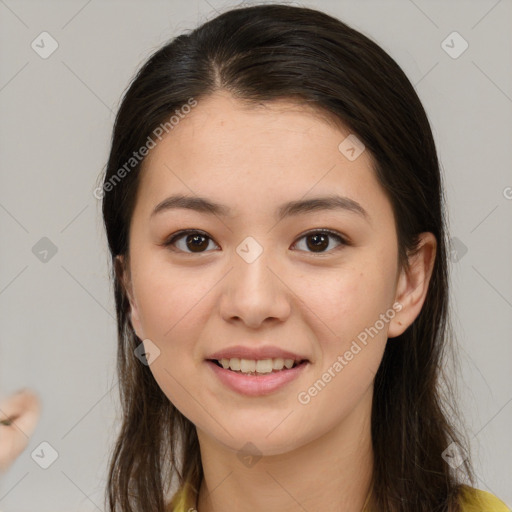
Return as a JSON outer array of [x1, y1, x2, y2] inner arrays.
[[135, 91, 388, 223], [141, 90, 359, 171]]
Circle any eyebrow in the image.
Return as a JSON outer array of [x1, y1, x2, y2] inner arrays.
[[151, 194, 370, 223]]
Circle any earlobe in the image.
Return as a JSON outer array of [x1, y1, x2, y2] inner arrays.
[[388, 233, 437, 338]]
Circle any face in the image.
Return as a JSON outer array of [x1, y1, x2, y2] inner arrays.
[[119, 90, 431, 457]]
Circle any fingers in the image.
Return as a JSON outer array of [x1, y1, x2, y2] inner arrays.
[[0, 389, 41, 473]]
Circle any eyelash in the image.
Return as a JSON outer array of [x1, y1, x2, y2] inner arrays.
[[163, 228, 349, 255]]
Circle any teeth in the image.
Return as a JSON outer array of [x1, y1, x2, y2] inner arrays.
[[284, 359, 294, 369], [218, 357, 300, 374], [240, 359, 256, 373], [273, 358, 284, 369]]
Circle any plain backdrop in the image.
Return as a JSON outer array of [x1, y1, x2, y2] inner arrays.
[[0, 0, 511, 510]]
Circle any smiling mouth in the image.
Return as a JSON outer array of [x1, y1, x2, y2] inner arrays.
[[207, 358, 308, 376]]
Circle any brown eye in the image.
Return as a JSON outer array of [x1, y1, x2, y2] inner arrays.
[[292, 230, 347, 254], [165, 230, 219, 253], [164, 229, 347, 255]]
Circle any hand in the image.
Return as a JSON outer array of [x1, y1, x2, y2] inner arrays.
[[0, 389, 41, 474]]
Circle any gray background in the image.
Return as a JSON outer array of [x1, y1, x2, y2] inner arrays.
[[0, 0, 511, 510]]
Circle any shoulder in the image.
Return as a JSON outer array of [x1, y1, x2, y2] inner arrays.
[[168, 484, 510, 512], [166, 481, 196, 512], [458, 485, 510, 512]]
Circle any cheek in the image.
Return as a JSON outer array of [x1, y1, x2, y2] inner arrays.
[[131, 261, 214, 409], [132, 257, 215, 340], [294, 256, 395, 395], [293, 268, 391, 419], [295, 260, 394, 342]]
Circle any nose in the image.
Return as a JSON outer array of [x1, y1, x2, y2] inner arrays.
[[219, 243, 291, 329]]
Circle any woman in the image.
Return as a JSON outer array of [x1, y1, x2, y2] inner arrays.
[[98, 3, 509, 511]]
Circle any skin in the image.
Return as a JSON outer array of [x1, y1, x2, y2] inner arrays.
[[118, 90, 436, 511], [0, 389, 41, 474]]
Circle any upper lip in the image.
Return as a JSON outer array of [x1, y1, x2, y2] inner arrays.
[[206, 345, 309, 362]]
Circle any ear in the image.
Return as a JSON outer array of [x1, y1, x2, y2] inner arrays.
[[115, 254, 143, 338], [387, 232, 437, 338]]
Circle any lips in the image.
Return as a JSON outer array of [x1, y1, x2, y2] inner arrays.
[[206, 345, 310, 362], [206, 359, 309, 396]]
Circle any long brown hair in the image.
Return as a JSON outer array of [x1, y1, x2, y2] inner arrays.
[[100, 3, 474, 510]]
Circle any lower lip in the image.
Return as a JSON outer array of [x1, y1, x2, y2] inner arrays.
[[206, 360, 309, 396]]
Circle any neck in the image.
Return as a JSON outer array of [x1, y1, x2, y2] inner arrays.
[[195, 387, 374, 512]]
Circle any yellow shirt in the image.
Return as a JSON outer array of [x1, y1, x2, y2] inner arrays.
[[167, 482, 510, 512]]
